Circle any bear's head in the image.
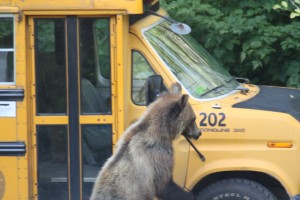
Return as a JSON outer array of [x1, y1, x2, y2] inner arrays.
[[148, 83, 201, 141]]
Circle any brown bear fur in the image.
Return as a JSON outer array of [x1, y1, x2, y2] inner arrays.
[[90, 83, 201, 200]]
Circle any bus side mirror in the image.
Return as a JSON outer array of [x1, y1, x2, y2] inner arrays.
[[146, 75, 163, 106]]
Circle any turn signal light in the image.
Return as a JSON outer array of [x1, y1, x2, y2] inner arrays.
[[267, 142, 293, 148]]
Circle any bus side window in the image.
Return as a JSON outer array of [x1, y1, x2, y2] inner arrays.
[[0, 15, 14, 84], [131, 51, 155, 105]]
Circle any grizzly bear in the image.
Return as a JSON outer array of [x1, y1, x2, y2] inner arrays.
[[90, 83, 201, 200]]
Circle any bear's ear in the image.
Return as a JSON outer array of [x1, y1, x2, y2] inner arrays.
[[179, 94, 189, 110], [169, 94, 189, 117], [171, 82, 182, 94]]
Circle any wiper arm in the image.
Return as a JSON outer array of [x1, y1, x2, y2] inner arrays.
[[221, 84, 249, 94], [226, 76, 249, 84], [225, 76, 250, 94], [234, 77, 250, 84], [201, 84, 224, 97], [234, 85, 249, 94], [201, 84, 249, 97], [200, 78, 250, 97]]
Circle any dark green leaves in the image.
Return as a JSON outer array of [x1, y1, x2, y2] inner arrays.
[[161, 0, 300, 88]]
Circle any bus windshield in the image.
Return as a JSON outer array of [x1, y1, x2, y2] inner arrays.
[[143, 20, 239, 99]]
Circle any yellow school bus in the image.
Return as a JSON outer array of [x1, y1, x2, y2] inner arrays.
[[0, 0, 299, 199]]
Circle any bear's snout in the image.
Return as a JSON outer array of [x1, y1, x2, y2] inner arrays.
[[183, 121, 201, 140], [192, 130, 201, 140]]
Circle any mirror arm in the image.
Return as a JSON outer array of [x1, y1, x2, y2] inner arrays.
[[146, 10, 177, 24]]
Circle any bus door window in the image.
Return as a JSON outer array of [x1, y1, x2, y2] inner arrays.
[[37, 125, 68, 199], [35, 18, 67, 114], [79, 18, 111, 114]]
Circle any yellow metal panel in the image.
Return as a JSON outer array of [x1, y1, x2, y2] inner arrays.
[[172, 137, 190, 187], [13, 0, 93, 9], [0, 170, 4, 199], [34, 116, 68, 125], [184, 105, 300, 195], [16, 14, 30, 200], [80, 115, 113, 124], [94, 0, 143, 13], [114, 14, 125, 144], [31, 125, 38, 200], [0, 118, 16, 140], [0, 0, 11, 6], [1, 0, 143, 14], [0, 158, 19, 200], [23, 10, 126, 16], [0, 85, 17, 89], [0, 6, 18, 13]]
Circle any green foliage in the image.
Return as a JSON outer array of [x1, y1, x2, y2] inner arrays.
[[161, 0, 300, 88]]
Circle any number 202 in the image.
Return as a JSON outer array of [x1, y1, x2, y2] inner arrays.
[[199, 112, 226, 127]]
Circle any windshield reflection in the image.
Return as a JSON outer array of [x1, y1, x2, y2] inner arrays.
[[143, 20, 239, 99]]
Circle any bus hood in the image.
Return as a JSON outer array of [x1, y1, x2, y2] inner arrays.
[[233, 86, 300, 122]]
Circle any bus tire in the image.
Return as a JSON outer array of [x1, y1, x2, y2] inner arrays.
[[195, 178, 278, 200]]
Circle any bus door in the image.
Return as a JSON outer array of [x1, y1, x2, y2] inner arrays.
[[29, 16, 116, 200]]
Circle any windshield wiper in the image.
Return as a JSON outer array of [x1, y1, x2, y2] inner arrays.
[[201, 84, 224, 97], [201, 84, 249, 97], [225, 77, 249, 94], [226, 76, 250, 84], [221, 84, 249, 94], [234, 85, 249, 94], [235, 77, 250, 84]]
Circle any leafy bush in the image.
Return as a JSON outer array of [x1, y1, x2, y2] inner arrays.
[[161, 0, 300, 88]]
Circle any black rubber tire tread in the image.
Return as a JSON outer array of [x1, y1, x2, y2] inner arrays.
[[195, 178, 278, 200]]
